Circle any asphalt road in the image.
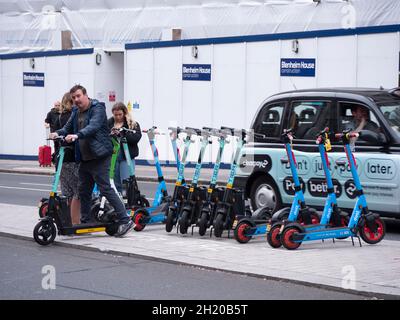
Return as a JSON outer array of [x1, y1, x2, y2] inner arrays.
[[1, 172, 399, 240], [0, 236, 370, 300]]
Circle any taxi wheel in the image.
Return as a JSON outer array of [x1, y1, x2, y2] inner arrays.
[[250, 176, 281, 212]]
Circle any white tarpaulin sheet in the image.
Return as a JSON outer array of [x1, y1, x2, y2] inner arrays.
[[0, 0, 399, 53]]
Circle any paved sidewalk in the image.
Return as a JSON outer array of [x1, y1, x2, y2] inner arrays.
[[1, 203, 399, 298], [0, 159, 230, 184]]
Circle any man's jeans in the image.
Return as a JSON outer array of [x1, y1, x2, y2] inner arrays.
[[79, 156, 129, 224]]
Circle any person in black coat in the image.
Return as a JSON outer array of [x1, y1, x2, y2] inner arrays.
[[108, 102, 142, 194]]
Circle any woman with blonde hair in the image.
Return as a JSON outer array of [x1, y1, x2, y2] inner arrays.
[[57, 92, 81, 224], [107, 102, 142, 193]]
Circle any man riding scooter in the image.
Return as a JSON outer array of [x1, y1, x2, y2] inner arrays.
[[50, 84, 134, 237]]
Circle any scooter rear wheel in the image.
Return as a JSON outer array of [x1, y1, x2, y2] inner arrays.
[[266, 223, 283, 248], [33, 220, 56, 245], [359, 217, 386, 244], [105, 224, 119, 236], [138, 196, 150, 208], [213, 214, 224, 238], [234, 221, 252, 244], [39, 200, 49, 218], [281, 226, 302, 250], [335, 215, 350, 240], [179, 210, 190, 234]]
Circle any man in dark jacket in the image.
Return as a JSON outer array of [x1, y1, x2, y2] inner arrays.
[[50, 84, 134, 237]]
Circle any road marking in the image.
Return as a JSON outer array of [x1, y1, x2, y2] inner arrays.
[[0, 172, 53, 178], [0, 185, 53, 192], [20, 182, 53, 187]]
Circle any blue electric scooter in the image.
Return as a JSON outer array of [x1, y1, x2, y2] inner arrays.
[[263, 129, 321, 247], [33, 137, 121, 245], [234, 128, 347, 244], [280, 130, 386, 250], [211, 128, 267, 238], [132, 127, 184, 231], [195, 128, 230, 236], [165, 128, 197, 232], [178, 128, 213, 234]]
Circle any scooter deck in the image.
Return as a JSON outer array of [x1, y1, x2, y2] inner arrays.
[[292, 226, 355, 242], [59, 222, 114, 235]]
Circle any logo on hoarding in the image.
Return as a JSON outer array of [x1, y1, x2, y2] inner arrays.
[[182, 64, 211, 81], [23, 72, 45, 87], [280, 59, 316, 77]]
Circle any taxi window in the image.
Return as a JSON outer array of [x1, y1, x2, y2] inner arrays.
[[287, 101, 331, 139], [253, 102, 285, 138], [339, 102, 382, 135], [378, 102, 400, 137]]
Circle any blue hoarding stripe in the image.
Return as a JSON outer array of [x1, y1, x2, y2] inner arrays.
[[0, 48, 94, 60], [125, 24, 400, 50]]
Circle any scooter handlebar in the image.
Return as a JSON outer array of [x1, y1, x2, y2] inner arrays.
[[47, 136, 65, 141], [334, 132, 359, 140], [185, 127, 202, 135]]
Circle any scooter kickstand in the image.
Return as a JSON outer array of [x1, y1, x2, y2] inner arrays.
[[357, 236, 362, 247], [191, 225, 195, 236], [351, 237, 355, 246], [210, 227, 214, 238]]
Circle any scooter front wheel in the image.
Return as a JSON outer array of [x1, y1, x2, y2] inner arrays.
[[179, 210, 190, 234], [165, 209, 175, 233], [359, 216, 386, 244], [133, 210, 148, 232], [234, 221, 252, 244], [281, 226, 302, 250], [198, 212, 208, 236], [266, 223, 283, 248], [33, 220, 56, 245], [213, 214, 224, 238]]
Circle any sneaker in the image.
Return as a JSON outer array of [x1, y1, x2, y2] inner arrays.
[[114, 220, 135, 238]]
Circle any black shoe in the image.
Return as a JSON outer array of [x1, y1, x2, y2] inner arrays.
[[114, 220, 135, 237]]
